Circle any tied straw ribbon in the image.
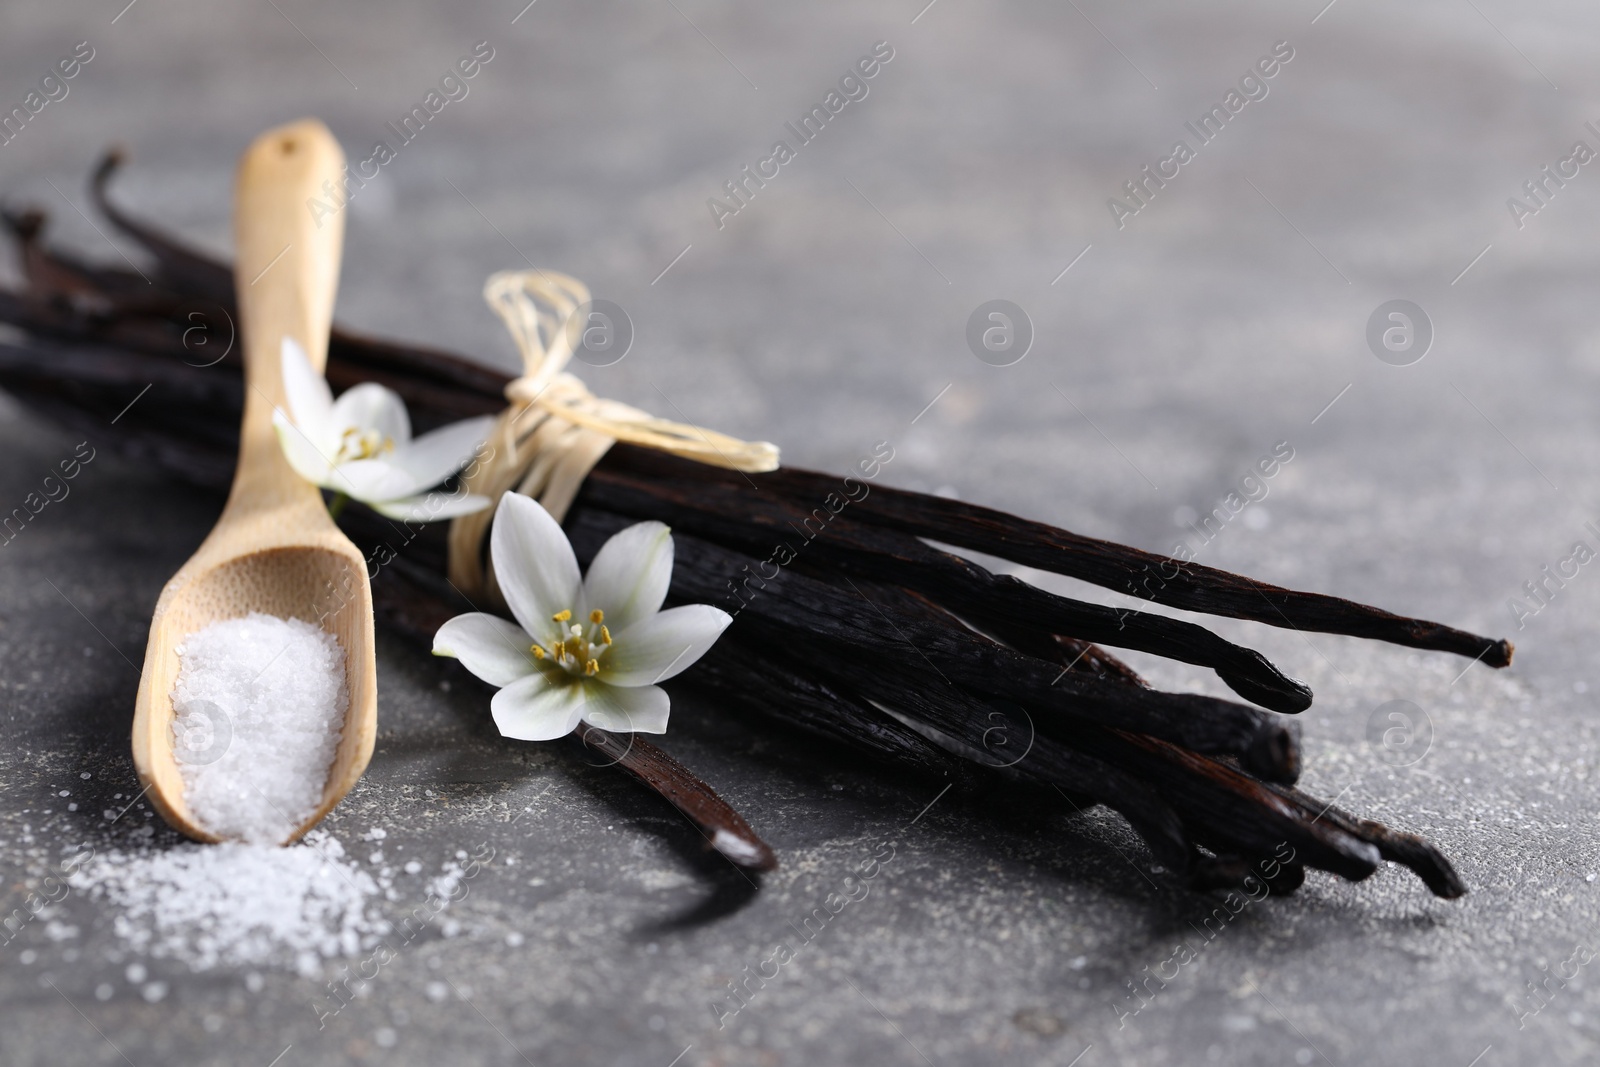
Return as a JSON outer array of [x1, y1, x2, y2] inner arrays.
[[448, 270, 780, 604]]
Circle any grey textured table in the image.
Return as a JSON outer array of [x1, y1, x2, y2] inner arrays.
[[4, 2, 1600, 1064]]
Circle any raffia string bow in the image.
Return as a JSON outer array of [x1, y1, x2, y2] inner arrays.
[[447, 270, 780, 604]]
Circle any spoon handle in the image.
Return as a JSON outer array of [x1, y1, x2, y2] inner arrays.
[[228, 119, 346, 522]]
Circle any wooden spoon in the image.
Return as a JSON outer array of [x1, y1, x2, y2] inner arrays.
[[131, 119, 377, 844]]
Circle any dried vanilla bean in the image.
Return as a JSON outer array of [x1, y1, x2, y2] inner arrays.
[[579, 458, 1314, 714], [845, 476, 1510, 666], [571, 723, 778, 873]]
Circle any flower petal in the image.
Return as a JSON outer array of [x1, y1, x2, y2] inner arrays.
[[491, 673, 588, 741], [371, 492, 493, 522], [490, 493, 581, 637], [580, 520, 673, 634], [599, 605, 732, 687], [390, 416, 494, 490], [273, 409, 335, 487], [579, 682, 670, 735], [432, 612, 539, 687], [280, 336, 335, 446], [331, 382, 412, 446], [326, 458, 418, 503]]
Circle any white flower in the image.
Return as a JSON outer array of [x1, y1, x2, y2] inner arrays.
[[432, 493, 732, 740], [272, 337, 496, 521]]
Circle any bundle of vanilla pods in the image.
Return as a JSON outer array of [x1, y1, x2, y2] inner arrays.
[[0, 152, 1514, 896]]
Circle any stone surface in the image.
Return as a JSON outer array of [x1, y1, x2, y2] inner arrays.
[[3, 1, 1600, 1064]]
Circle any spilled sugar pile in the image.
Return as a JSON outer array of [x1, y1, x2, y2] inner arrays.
[[52, 614, 492, 976], [170, 612, 348, 844], [66, 612, 377, 975], [66, 831, 392, 976]]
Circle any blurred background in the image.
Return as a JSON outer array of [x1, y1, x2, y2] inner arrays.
[[3, 2, 1600, 1065]]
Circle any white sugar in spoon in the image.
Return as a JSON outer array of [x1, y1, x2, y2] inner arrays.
[[131, 119, 377, 844]]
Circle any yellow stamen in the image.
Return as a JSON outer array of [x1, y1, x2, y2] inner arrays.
[[552, 609, 571, 622], [530, 645, 545, 659], [336, 426, 395, 462], [584, 659, 599, 676], [590, 608, 604, 623], [600, 625, 612, 645]]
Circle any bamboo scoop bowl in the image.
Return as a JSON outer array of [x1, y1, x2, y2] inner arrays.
[[131, 119, 377, 844]]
